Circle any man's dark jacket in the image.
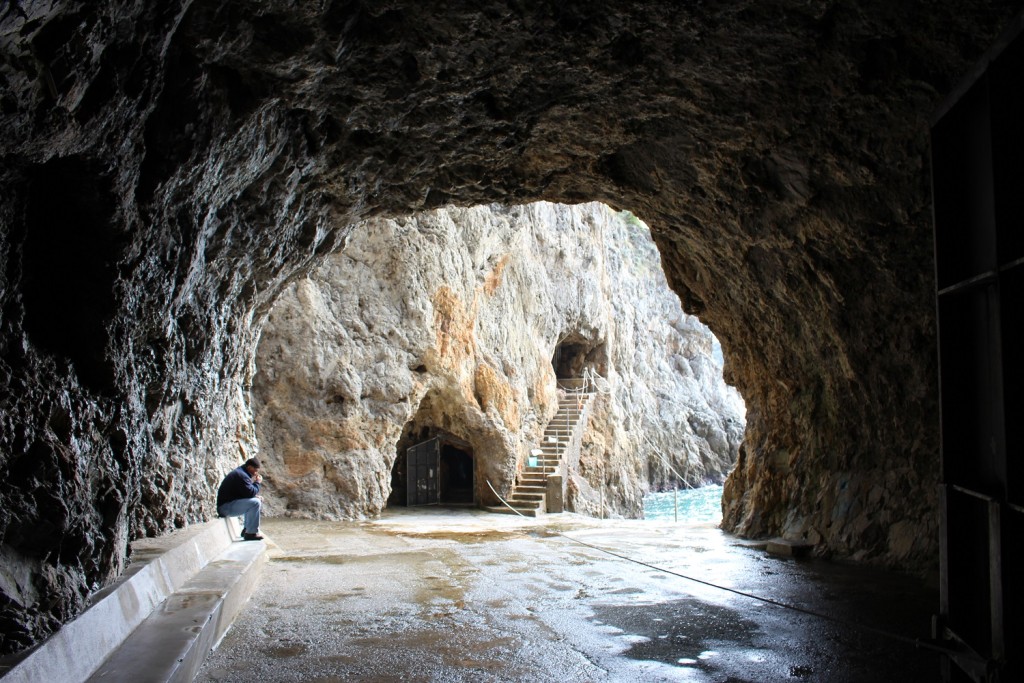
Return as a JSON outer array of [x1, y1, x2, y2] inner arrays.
[[216, 466, 261, 510]]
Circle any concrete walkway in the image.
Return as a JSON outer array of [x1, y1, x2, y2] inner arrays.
[[197, 509, 939, 682]]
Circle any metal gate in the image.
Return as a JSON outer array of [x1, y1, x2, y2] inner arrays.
[[406, 437, 440, 506], [931, 16, 1023, 682]]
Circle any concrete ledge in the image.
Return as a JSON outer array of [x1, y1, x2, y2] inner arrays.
[[0, 519, 242, 683], [729, 538, 770, 551], [194, 541, 267, 650], [86, 540, 266, 683], [765, 538, 814, 558]]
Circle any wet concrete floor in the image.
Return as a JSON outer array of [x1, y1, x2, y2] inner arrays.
[[197, 509, 940, 682]]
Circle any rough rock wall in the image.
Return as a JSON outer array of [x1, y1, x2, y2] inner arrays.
[[600, 212, 746, 491], [0, 0, 1018, 655], [252, 202, 744, 520]]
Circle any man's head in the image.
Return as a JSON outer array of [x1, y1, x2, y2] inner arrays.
[[243, 458, 261, 476]]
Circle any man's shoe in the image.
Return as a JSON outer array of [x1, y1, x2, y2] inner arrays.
[[241, 532, 264, 541]]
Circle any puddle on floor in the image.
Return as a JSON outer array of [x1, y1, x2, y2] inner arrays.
[[591, 598, 760, 669]]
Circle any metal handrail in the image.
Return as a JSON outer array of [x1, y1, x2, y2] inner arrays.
[[642, 431, 701, 490]]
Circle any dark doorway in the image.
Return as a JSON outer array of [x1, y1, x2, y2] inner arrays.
[[440, 443, 474, 505], [394, 433, 475, 507]]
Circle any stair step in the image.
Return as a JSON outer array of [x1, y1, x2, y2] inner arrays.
[[484, 505, 541, 517], [511, 493, 544, 502], [510, 499, 544, 508]]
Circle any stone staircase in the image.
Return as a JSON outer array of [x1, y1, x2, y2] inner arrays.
[[0, 517, 266, 683], [487, 389, 594, 517]]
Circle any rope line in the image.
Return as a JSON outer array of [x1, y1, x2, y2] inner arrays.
[[484, 480, 974, 662]]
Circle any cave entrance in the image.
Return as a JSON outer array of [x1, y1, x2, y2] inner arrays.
[[552, 336, 607, 384], [401, 434, 475, 507]]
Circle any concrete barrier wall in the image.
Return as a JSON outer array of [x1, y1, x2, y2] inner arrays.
[[1, 519, 239, 683]]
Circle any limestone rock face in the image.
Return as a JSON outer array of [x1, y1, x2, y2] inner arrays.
[[253, 203, 744, 519], [0, 0, 1018, 655]]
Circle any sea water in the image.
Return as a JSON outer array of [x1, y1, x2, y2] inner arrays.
[[643, 484, 723, 524]]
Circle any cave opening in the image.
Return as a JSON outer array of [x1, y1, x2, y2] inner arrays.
[[252, 202, 746, 520], [552, 335, 607, 382], [389, 431, 476, 508], [386, 388, 479, 510]]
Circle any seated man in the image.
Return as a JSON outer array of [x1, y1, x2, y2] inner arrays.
[[217, 457, 264, 541]]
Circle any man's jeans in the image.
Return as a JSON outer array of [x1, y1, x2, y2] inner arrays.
[[218, 497, 261, 534]]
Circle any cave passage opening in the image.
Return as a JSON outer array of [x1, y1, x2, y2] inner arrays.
[[387, 387, 480, 511], [552, 335, 608, 383], [253, 202, 746, 521], [390, 433, 476, 508]]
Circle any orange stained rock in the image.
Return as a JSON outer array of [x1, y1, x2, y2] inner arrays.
[[473, 362, 521, 430], [432, 286, 476, 367]]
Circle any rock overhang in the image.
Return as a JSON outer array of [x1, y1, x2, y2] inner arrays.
[[0, 0, 1020, 657]]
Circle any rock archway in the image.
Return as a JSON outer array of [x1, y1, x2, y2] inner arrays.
[[1, 0, 1019, 656], [252, 202, 743, 522], [388, 389, 498, 510]]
